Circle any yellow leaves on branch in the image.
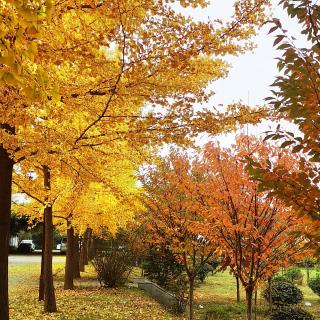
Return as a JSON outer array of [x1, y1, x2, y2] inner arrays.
[[0, 0, 52, 90], [2, 0, 272, 242], [1, 0, 271, 144], [13, 145, 143, 236]]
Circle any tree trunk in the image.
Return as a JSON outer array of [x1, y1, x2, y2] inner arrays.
[[268, 277, 272, 312], [188, 277, 195, 320], [254, 289, 258, 320], [236, 275, 240, 302], [80, 228, 91, 269], [84, 228, 91, 265], [88, 235, 96, 261], [73, 235, 81, 279], [39, 221, 45, 301], [43, 165, 57, 313], [307, 266, 310, 283], [0, 138, 14, 320], [64, 220, 75, 290], [246, 287, 253, 320], [79, 236, 85, 272]]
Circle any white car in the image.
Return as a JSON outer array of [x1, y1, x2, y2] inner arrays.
[[18, 239, 36, 253], [59, 237, 67, 254]]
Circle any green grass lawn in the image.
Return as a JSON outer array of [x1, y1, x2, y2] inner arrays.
[[193, 268, 320, 320], [8, 260, 320, 320]]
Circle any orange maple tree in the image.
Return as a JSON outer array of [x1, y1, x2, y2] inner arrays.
[[140, 152, 218, 320], [140, 135, 310, 320], [199, 135, 309, 320]]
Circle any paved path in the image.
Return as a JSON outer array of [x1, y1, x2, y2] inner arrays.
[[9, 254, 65, 264]]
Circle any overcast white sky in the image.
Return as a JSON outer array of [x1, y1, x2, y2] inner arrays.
[[181, 1, 303, 106], [174, 0, 304, 146]]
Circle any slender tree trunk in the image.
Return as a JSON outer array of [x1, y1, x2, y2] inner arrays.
[[80, 228, 91, 269], [79, 236, 85, 272], [39, 221, 45, 301], [88, 234, 96, 261], [245, 288, 253, 320], [236, 275, 240, 302], [307, 266, 310, 283], [268, 277, 272, 312], [254, 289, 258, 320], [0, 135, 14, 320], [79, 251, 85, 272], [43, 166, 57, 312], [188, 277, 195, 320], [83, 229, 89, 266], [73, 235, 81, 279], [64, 220, 75, 290], [84, 228, 91, 265]]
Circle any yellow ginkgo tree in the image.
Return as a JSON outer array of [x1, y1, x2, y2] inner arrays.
[[1, 1, 271, 318]]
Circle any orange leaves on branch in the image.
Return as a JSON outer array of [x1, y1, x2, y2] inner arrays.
[[140, 151, 218, 279], [141, 135, 309, 291], [200, 135, 309, 289], [251, 2, 320, 244]]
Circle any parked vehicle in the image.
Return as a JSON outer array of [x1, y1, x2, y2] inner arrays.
[[17, 239, 35, 253], [59, 237, 67, 254]]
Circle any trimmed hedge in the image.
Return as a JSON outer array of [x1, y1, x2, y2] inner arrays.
[[284, 267, 303, 284], [272, 275, 293, 284], [308, 276, 320, 296], [270, 307, 314, 320], [197, 263, 214, 282], [263, 281, 303, 306]]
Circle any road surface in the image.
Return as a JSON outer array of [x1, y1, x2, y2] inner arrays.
[[9, 254, 65, 264]]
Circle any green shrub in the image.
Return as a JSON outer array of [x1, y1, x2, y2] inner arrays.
[[207, 259, 220, 271], [284, 267, 303, 284], [142, 245, 188, 299], [272, 275, 293, 284], [142, 246, 184, 286], [270, 307, 314, 320], [308, 276, 320, 296], [197, 263, 214, 282], [263, 281, 303, 306]]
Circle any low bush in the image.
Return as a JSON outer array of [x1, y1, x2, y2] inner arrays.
[[272, 275, 293, 284], [308, 276, 320, 297], [197, 263, 214, 282], [207, 259, 220, 272], [269, 307, 314, 320], [142, 246, 188, 299], [284, 267, 303, 285], [142, 246, 184, 286], [263, 281, 303, 306], [93, 250, 134, 287], [92, 230, 136, 288]]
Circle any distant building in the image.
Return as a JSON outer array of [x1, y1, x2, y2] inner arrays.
[[9, 235, 19, 248]]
